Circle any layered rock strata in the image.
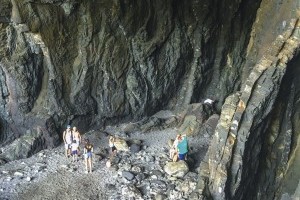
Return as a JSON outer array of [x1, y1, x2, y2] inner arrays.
[[0, 0, 300, 199]]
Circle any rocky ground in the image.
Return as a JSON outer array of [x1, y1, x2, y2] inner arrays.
[[0, 124, 212, 200]]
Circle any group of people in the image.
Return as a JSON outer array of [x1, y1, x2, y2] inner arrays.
[[63, 125, 93, 173], [63, 125, 118, 173], [63, 124, 189, 172], [169, 134, 189, 162]]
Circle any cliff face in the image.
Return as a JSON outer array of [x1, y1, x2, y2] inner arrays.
[[0, 0, 261, 142], [0, 0, 299, 199]]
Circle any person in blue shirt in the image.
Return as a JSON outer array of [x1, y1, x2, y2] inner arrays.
[[177, 134, 188, 161]]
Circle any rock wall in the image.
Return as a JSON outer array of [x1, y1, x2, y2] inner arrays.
[[197, 0, 300, 198], [0, 0, 260, 142], [0, 0, 300, 199]]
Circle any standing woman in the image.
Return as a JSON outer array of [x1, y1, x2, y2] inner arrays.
[[83, 139, 93, 173]]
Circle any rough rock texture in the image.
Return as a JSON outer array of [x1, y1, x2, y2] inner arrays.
[[198, 18, 300, 199], [0, 128, 49, 162], [113, 137, 129, 152], [164, 161, 189, 178], [0, 0, 300, 199], [0, 127, 209, 200], [0, 0, 261, 144]]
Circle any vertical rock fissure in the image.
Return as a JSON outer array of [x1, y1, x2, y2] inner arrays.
[[198, 18, 300, 200]]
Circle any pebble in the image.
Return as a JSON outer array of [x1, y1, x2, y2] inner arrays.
[[14, 172, 23, 176], [122, 171, 135, 181], [0, 122, 210, 199], [60, 165, 68, 169]]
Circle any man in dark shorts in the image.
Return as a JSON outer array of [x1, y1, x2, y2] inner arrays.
[[84, 139, 93, 173]]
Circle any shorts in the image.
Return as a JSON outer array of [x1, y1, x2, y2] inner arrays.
[[178, 153, 187, 160], [85, 152, 92, 159], [65, 143, 71, 149], [72, 150, 78, 155]]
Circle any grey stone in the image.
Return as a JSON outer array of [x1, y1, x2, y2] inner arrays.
[[151, 180, 167, 188], [130, 144, 141, 153], [122, 171, 135, 181], [151, 170, 163, 177], [155, 193, 167, 200], [146, 155, 155, 162], [0, 1, 299, 200], [106, 184, 116, 190], [135, 173, 146, 182], [164, 161, 189, 178]]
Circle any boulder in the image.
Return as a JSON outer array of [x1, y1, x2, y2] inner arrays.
[[114, 138, 129, 152], [200, 114, 220, 137], [0, 129, 45, 162], [152, 110, 176, 119], [130, 143, 141, 153], [164, 161, 189, 178], [178, 115, 198, 136]]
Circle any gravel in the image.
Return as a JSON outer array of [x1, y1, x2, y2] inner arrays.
[[0, 126, 210, 200]]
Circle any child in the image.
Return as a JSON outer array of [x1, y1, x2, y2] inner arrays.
[[71, 139, 79, 162], [169, 134, 180, 162], [109, 136, 117, 156], [84, 139, 93, 173]]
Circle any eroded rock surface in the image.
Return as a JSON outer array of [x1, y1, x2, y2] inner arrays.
[[0, 0, 299, 199], [0, 127, 210, 200]]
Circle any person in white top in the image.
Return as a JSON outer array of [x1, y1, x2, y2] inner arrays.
[[204, 98, 217, 113], [63, 125, 73, 157], [169, 134, 180, 162], [71, 140, 79, 162], [204, 98, 214, 104]]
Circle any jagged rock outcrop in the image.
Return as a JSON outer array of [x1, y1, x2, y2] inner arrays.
[[0, 127, 48, 162], [0, 0, 300, 199], [0, 0, 261, 144], [198, 18, 300, 199]]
